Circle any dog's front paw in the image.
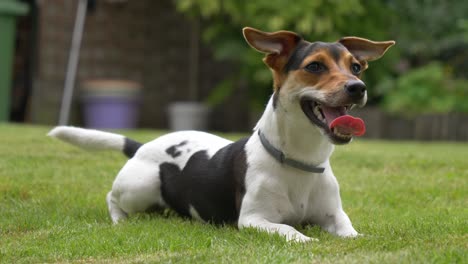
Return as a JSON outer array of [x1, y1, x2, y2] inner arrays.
[[336, 228, 359, 238], [286, 232, 318, 243]]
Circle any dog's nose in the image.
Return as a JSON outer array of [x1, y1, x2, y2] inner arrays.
[[345, 80, 367, 101]]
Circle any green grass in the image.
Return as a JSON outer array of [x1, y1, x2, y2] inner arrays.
[[0, 124, 466, 263]]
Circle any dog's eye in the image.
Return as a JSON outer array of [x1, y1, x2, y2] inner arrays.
[[351, 63, 362, 75], [305, 62, 326, 73]]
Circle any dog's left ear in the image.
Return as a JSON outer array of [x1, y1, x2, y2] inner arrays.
[[339, 37, 395, 62], [243, 27, 302, 70]]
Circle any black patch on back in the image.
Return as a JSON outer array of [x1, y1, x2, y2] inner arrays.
[[165, 141, 188, 158], [123, 138, 142, 158], [159, 137, 249, 224]]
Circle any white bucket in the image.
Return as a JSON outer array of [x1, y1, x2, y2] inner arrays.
[[167, 102, 210, 131]]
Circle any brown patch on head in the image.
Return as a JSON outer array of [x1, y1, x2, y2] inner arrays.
[[285, 45, 360, 93], [276, 41, 377, 107], [243, 28, 396, 104]]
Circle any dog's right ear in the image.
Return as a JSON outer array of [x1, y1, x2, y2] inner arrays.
[[243, 27, 302, 70], [339, 37, 395, 62]]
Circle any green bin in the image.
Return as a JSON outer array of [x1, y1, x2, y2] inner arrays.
[[0, 0, 28, 121]]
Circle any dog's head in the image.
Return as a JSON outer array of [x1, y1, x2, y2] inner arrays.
[[243, 27, 395, 144]]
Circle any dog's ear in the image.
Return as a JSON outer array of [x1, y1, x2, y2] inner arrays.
[[243, 27, 302, 70], [339, 37, 395, 62]]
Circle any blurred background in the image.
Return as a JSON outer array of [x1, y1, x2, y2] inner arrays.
[[1, 0, 467, 140]]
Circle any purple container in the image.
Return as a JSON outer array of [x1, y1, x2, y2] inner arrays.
[[81, 79, 141, 129], [82, 96, 139, 129]]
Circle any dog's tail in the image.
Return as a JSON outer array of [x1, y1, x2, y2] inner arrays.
[[48, 126, 142, 158]]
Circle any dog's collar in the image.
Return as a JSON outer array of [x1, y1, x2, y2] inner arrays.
[[257, 130, 325, 174]]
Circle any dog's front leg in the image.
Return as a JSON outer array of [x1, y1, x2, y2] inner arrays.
[[238, 216, 316, 243], [322, 209, 359, 238], [316, 169, 359, 238]]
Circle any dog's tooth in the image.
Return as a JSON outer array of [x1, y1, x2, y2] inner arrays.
[[313, 106, 322, 118], [332, 128, 351, 140], [313, 105, 326, 123]]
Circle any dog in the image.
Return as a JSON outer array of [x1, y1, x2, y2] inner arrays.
[[49, 27, 394, 242]]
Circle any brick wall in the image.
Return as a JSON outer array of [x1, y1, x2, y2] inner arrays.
[[30, 0, 249, 131]]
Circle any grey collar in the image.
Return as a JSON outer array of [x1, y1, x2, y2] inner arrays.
[[258, 130, 325, 173]]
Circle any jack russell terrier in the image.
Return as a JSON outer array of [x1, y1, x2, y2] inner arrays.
[[49, 27, 394, 242]]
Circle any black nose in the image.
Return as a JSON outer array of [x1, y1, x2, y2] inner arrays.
[[345, 80, 367, 101]]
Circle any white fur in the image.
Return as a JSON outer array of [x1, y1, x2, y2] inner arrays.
[[48, 126, 125, 151], [238, 96, 358, 242]]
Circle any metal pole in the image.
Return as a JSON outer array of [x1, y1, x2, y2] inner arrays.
[[58, 0, 87, 125], [188, 16, 200, 101]]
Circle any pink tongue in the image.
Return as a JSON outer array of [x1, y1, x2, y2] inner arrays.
[[321, 107, 366, 136], [330, 115, 366, 136]]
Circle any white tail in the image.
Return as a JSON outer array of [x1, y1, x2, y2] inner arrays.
[[48, 126, 126, 151]]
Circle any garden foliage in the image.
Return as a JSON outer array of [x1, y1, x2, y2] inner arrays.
[[175, 0, 468, 114]]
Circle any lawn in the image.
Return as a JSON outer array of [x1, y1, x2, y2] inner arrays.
[[0, 124, 466, 263]]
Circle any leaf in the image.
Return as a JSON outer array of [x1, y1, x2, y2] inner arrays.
[[203, 77, 235, 107]]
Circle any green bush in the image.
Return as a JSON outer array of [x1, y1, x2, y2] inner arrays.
[[383, 62, 468, 115], [174, 0, 381, 110], [174, 0, 467, 115]]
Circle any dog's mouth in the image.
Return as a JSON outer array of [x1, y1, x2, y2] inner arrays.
[[300, 98, 366, 144]]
